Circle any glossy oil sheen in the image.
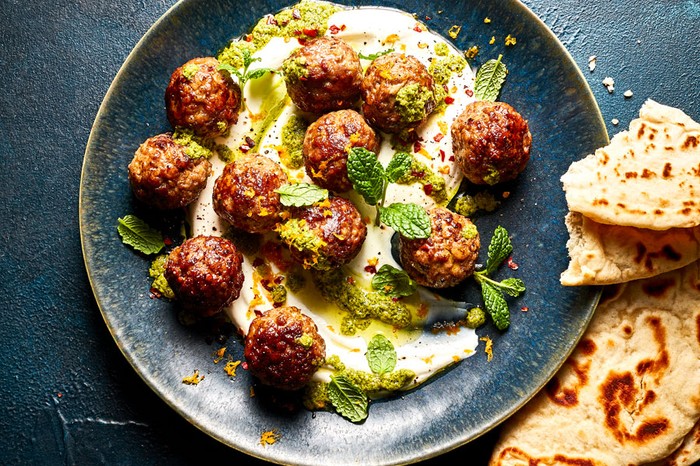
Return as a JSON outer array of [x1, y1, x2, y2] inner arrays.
[[80, 0, 606, 464]]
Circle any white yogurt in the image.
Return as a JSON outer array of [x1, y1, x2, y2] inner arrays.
[[189, 6, 479, 389]]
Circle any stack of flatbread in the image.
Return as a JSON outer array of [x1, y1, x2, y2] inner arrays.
[[490, 100, 700, 465]]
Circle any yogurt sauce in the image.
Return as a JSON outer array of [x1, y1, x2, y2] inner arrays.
[[189, 6, 479, 389]]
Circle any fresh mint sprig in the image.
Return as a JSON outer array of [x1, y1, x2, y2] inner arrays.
[[276, 182, 328, 207], [117, 215, 165, 255], [366, 334, 397, 375], [473, 54, 508, 102], [218, 49, 275, 108], [328, 374, 368, 423], [371, 264, 417, 298], [473, 226, 525, 330], [358, 48, 395, 61], [347, 148, 430, 238]]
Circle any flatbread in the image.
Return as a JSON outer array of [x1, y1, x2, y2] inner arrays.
[[490, 262, 700, 465], [560, 211, 700, 286], [651, 419, 700, 466], [561, 100, 700, 230]]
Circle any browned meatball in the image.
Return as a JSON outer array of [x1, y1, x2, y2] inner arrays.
[[128, 133, 211, 210], [451, 101, 532, 185], [212, 155, 288, 234], [244, 305, 326, 391], [361, 53, 436, 134], [399, 207, 480, 288], [282, 37, 362, 114], [278, 196, 367, 270], [165, 57, 242, 138], [164, 236, 244, 317], [303, 110, 380, 193]]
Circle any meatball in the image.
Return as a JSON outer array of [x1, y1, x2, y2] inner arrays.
[[165, 57, 242, 138], [451, 101, 532, 185], [164, 236, 244, 317], [361, 53, 436, 134], [279, 196, 367, 270], [128, 133, 211, 210], [282, 37, 362, 114], [212, 155, 288, 234], [244, 305, 326, 391], [303, 110, 380, 193], [399, 207, 480, 288]]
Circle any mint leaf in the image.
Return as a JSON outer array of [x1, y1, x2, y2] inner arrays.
[[328, 374, 368, 423], [358, 49, 395, 60], [247, 68, 275, 80], [276, 183, 328, 207], [479, 280, 510, 330], [379, 203, 431, 239], [371, 264, 417, 298], [484, 225, 512, 275], [347, 147, 386, 206], [117, 215, 164, 255], [474, 54, 508, 102], [498, 277, 526, 297], [385, 152, 412, 183], [217, 63, 243, 81], [366, 334, 397, 374]]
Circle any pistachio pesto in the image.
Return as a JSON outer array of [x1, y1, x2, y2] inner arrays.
[[249, 0, 341, 49], [280, 115, 307, 170], [395, 83, 434, 123], [396, 155, 448, 204], [172, 128, 213, 159]]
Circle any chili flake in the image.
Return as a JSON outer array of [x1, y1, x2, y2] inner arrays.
[[507, 256, 519, 270], [444, 96, 455, 105]]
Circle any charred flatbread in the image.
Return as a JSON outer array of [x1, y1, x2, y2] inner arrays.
[[561, 100, 700, 230], [561, 211, 700, 286], [490, 262, 700, 465]]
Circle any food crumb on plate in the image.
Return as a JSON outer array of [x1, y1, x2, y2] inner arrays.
[[260, 429, 280, 446], [602, 76, 615, 93], [182, 369, 205, 385], [611, 118, 620, 125], [623, 89, 633, 98], [587, 55, 597, 72], [480, 336, 494, 362]]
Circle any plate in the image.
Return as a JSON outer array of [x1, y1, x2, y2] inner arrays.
[[80, 0, 606, 464]]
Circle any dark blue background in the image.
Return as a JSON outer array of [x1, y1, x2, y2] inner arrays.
[[1, 0, 699, 464]]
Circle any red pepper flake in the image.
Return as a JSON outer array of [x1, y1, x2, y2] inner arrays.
[[252, 257, 265, 268], [297, 38, 308, 46], [413, 141, 422, 153], [364, 265, 377, 274], [245, 34, 253, 42], [425, 15, 432, 20], [413, 24, 423, 32], [439, 149, 446, 162], [521, 306, 529, 312], [274, 275, 284, 285], [292, 8, 301, 19], [266, 14, 278, 26], [57, 392, 63, 398], [423, 184, 434, 196], [329, 24, 346, 34], [164, 236, 173, 246], [239, 144, 251, 153], [242, 361, 249, 370], [411, 170, 425, 179], [466, 89, 474, 97], [507, 256, 519, 270], [302, 28, 318, 37], [449, 155, 455, 162], [433, 133, 444, 143], [444, 96, 455, 105], [346, 276, 356, 285], [149, 288, 161, 299]]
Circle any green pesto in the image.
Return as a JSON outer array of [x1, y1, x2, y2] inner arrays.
[[270, 284, 287, 305], [340, 316, 371, 335], [483, 166, 501, 185], [395, 83, 434, 123], [314, 269, 412, 334], [280, 115, 308, 170], [396, 156, 448, 205], [465, 307, 487, 328], [172, 128, 213, 159], [281, 55, 309, 84], [296, 333, 314, 348], [429, 54, 467, 85], [284, 268, 306, 293], [215, 143, 237, 163], [302, 381, 331, 410], [149, 255, 175, 299], [182, 63, 199, 80], [327, 355, 416, 393], [460, 222, 478, 240], [250, 0, 342, 49], [217, 40, 257, 69], [434, 42, 449, 57], [453, 192, 500, 217]]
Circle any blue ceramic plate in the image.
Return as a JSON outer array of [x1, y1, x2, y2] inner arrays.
[[80, 0, 606, 464]]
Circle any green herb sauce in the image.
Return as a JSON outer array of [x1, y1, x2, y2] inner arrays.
[[314, 269, 412, 334], [395, 83, 434, 123], [453, 192, 500, 217], [250, 0, 341, 49], [149, 255, 175, 299], [396, 156, 448, 205], [327, 355, 416, 393], [280, 115, 308, 169], [172, 128, 213, 159]]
